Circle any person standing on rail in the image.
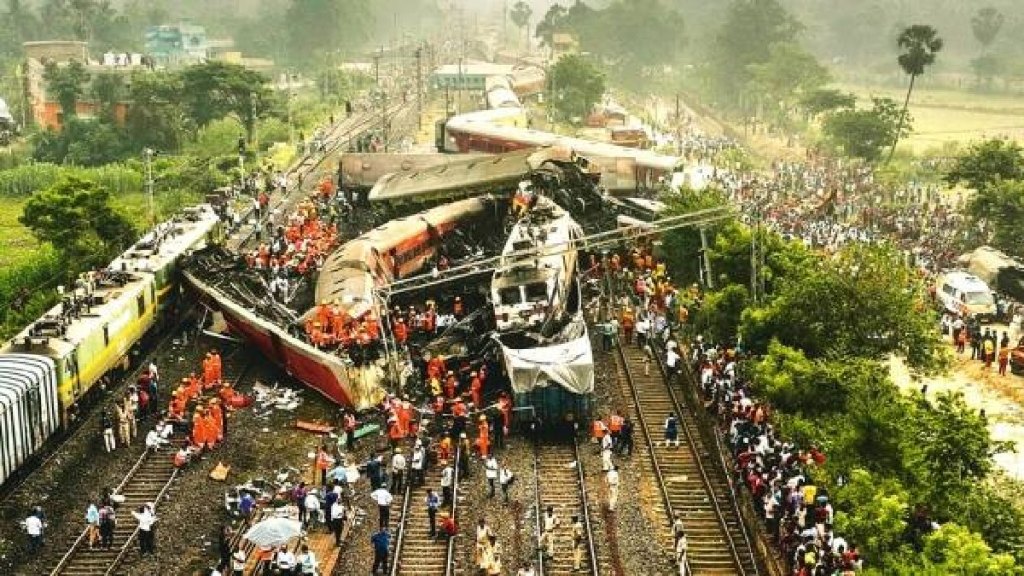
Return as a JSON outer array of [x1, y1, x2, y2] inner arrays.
[[538, 506, 560, 559], [371, 485, 394, 530], [571, 515, 585, 571], [98, 502, 116, 550], [101, 409, 116, 452], [441, 460, 455, 508], [499, 462, 515, 503], [426, 488, 441, 537], [664, 412, 680, 447], [132, 504, 157, 556], [370, 527, 390, 575]]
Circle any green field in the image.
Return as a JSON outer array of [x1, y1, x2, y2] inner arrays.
[[0, 199, 39, 268], [0, 190, 201, 269], [837, 83, 1024, 154]]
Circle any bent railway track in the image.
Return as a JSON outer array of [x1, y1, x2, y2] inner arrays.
[[614, 342, 758, 576], [50, 351, 255, 576], [389, 445, 463, 576], [533, 438, 601, 576]]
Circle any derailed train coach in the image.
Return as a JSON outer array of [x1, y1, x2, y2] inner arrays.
[[499, 318, 594, 429]]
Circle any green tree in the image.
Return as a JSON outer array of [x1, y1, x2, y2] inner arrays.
[[710, 0, 802, 109], [971, 54, 1005, 88], [19, 175, 135, 269], [798, 88, 856, 120], [945, 138, 1024, 192], [548, 53, 605, 124], [535, 3, 568, 48], [43, 59, 89, 122], [510, 1, 532, 49], [124, 70, 186, 152], [823, 97, 910, 162], [965, 179, 1024, 258], [921, 523, 1019, 575], [888, 24, 943, 163], [833, 469, 910, 562], [909, 393, 1011, 516], [693, 283, 748, 344], [179, 61, 272, 143], [747, 41, 830, 123], [740, 243, 943, 370], [971, 7, 1005, 52], [89, 72, 124, 122]]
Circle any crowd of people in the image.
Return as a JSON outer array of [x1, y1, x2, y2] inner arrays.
[[689, 335, 863, 575]]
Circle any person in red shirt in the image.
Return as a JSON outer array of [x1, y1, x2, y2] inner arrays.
[[469, 372, 483, 408]]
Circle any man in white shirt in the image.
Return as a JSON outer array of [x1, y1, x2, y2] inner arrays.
[[274, 546, 296, 572], [606, 466, 620, 512], [330, 499, 346, 546], [410, 443, 425, 487], [499, 463, 514, 503], [131, 504, 157, 555], [440, 462, 454, 507], [370, 486, 393, 530], [304, 491, 321, 530], [539, 506, 560, 558], [145, 429, 169, 452], [390, 449, 407, 493], [24, 513, 43, 555], [484, 455, 499, 498]]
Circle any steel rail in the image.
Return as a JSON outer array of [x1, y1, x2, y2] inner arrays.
[[571, 435, 601, 576], [612, 337, 695, 576]]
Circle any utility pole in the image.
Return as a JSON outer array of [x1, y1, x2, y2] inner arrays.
[[287, 72, 294, 144], [699, 226, 714, 290], [675, 93, 682, 156], [415, 47, 423, 131], [143, 148, 155, 226], [373, 49, 381, 87], [750, 210, 759, 303], [250, 91, 258, 163]]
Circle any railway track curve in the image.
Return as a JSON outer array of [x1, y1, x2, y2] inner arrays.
[[614, 341, 758, 576]]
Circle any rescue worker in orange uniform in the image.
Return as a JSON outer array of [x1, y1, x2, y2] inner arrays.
[[168, 391, 186, 421], [316, 300, 332, 328], [609, 411, 625, 448], [187, 373, 202, 399], [620, 307, 635, 344], [202, 353, 216, 386], [208, 399, 225, 442], [444, 371, 458, 399], [497, 392, 513, 435], [427, 356, 445, 381], [191, 409, 208, 451], [476, 415, 490, 457], [206, 408, 221, 449], [394, 318, 408, 346], [469, 371, 483, 408]]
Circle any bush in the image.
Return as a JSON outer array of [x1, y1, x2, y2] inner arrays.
[[0, 163, 143, 197]]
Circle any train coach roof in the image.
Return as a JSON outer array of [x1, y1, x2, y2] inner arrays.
[[109, 204, 220, 274], [0, 355, 56, 400], [448, 114, 683, 172], [368, 148, 536, 204]]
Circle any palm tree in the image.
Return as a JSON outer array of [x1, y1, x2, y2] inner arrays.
[[887, 24, 942, 163]]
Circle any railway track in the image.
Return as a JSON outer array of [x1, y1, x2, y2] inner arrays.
[[390, 445, 462, 576], [50, 350, 255, 576], [533, 439, 600, 576], [614, 342, 758, 576]]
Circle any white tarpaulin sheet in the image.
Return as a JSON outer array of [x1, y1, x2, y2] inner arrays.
[[500, 328, 595, 395]]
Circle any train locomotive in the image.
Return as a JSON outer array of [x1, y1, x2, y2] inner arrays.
[[0, 205, 222, 487]]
